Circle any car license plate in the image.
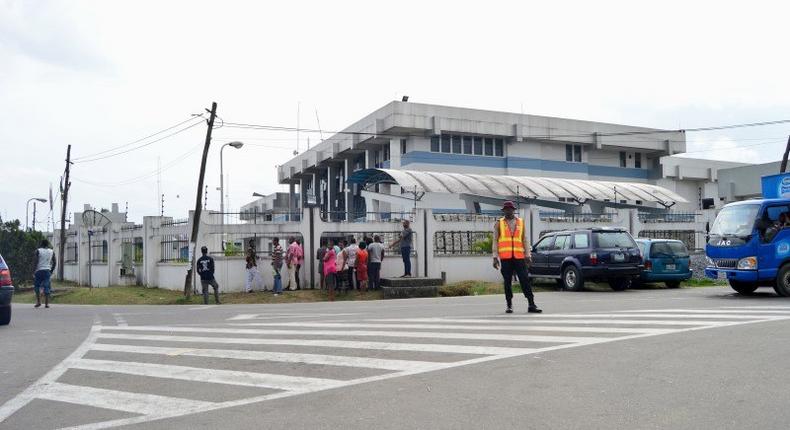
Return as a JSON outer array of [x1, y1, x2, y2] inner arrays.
[[665, 264, 676, 270], [612, 253, 625, 262]]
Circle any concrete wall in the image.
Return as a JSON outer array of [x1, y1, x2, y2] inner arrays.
[[718, 161, 781, 202]]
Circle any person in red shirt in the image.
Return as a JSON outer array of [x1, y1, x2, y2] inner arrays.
[[356, 241, 369, 293]]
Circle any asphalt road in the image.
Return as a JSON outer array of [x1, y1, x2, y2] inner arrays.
[[3, 286, 790, 430]]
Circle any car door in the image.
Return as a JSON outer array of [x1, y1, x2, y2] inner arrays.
[[530, 235, 555, 275], [547, 234, 571, 276]]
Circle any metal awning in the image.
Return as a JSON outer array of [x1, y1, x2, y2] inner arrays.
[[348, 168, 688, 204]]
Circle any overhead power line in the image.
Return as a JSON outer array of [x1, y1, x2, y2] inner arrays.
[[73, 116, 203, 161], [74, 120, 205, 164]]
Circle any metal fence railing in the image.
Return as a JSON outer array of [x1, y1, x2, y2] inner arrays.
[[638, 229, 698, 250], [89, 240, 107, 263], [539, 211, 616, 223], [216, 211, 302, 224], [160, 234, 189, 263], [121, 224, 143, 231], [433, 212, 499, 223], [321, 211, 413, 223], [638, 212, 699, 223], [65, 243, 78, 263], [434, 231, 492, 255], [161, 218, 188, 228]]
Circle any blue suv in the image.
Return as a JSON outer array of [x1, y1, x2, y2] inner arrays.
[[529, 228, 643, 291], [635, 239, 692, 288]]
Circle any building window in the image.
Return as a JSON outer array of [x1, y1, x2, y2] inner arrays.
[[383, 146, 390, 161], [400, 139, 407, 155], [441, 135, 451, 153], [495, 138, 504, 157], [619, 151, 627, 168], [431, 136, 440, 152], [463, 136, 473, 154], [452, 135, 462, 154], [635, 200, 643, 205], [484, 138, 494, 156], [474, 137, 483, 155], [635, 152, 642, 168], [566, 144, 582, 162]]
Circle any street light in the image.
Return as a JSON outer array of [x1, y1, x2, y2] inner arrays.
[[219, 141, 244, 216], [26, 197, 47, 231]]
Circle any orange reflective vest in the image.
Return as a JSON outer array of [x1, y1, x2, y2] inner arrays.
[[498, 217, 526, 260]]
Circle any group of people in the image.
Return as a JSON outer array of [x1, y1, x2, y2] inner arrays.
[[243, 237, 304, 295]]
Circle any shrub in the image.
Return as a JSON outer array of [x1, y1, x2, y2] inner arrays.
[[471, 234, 493, 254], [438, 283, 472, 297], [0, 219, 46, 287]]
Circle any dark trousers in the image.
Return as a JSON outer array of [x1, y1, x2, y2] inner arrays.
[[401, 246, 412, 276], [200, 279, 220, 304], [295, 264, 301, 289], [500, 258, 535, 306], [370, 262, 382, 290], [347, 267, 356, 290]]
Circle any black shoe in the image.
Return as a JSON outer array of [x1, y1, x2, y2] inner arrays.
[[528, 306, 542, 313], [506, 306, 513, 314]]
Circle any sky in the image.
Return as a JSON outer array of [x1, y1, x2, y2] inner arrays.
[[1, 0, 789, 226]]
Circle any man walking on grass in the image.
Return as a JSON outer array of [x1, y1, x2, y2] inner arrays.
[[197, 246, 220, 304], [34, 239, 56, 309], [492, 201, 542, 314]]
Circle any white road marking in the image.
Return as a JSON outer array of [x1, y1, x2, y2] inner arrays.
[[614, 309, 790, 315], [102, 325, 606, 345], [491, 313, 783, 320], [89, 343, 439, 371], [5, 307, 790, 430], [230, 321, 673, 335], [38, 382, 213, 416], [72, 358, 342, 391], [227, 313, 359, 321], [97, 333, 535, 355]]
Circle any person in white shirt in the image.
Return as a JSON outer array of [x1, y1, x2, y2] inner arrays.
[[34, 240, 56, 309]]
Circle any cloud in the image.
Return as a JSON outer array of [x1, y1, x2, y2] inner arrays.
[[0, 0, 111, 73]]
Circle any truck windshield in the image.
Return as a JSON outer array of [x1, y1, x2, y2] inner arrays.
[[709, 204, 760, 237]]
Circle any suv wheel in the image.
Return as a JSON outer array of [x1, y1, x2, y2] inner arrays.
[[608, 278, 631, 291], [0, 306, 10, 326], [729, 280, 759, 295], [562, 265, 584, 291], [665, 281, 681, 289], [774, 265, 790, 297]]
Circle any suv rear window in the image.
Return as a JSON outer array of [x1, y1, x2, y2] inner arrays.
[[650, 241, 688, 257], [0, 254, 6, 269], [593, 231, 636, 248]]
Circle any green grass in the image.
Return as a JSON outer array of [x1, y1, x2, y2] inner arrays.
[[11, 282, 385, 305], [437, 278, 725, 297]]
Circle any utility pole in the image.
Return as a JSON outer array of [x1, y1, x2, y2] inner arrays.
[[32, 203, 37, 232], [58, 145, 71, 281], [781, 135, 790, 173], [184, 102, 217, 297]]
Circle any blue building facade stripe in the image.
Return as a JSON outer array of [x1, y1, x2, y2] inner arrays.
[[400, 151, 649, 179]]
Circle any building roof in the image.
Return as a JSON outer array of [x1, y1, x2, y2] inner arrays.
[[348, 168, 688, 204]]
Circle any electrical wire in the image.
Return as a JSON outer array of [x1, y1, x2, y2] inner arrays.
[[73, 142, 204, 187], [72, 116, 203, 161], [73, 120, 205, 164]]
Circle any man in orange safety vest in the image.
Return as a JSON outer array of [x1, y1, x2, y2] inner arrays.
[[492, 201, 542, 314]]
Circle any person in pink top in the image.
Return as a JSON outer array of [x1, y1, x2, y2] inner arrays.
[[322, 242, 337, 301], [285, 237, 302, 291], [296, 239, 305, 290]]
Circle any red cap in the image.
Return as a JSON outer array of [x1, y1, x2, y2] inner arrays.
[[502, 201, 516, 210]]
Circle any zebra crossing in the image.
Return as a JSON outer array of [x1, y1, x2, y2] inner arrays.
[[3, 306, 790, 429]]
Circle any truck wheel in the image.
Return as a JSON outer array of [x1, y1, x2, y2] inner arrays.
[[729, 280, 758, 295], [562, 265, 584, 291], [0, 306, 10, 326], [774, 265, 790, 297], [608, 278, 631, 291], [665, 281, 681, 289]]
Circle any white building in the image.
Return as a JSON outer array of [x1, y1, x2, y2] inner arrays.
[[274, 101, 750, 216]]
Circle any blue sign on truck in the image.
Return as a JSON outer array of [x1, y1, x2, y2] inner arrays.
[[705, 172, 790, 296]]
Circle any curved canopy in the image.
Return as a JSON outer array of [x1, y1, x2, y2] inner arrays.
[[348, 168, 688, 204]]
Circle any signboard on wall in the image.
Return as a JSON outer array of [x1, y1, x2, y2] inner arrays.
[[761, 173, 790, 199]]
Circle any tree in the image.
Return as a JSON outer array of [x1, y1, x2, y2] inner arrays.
[[0, 219, 45, 288]]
